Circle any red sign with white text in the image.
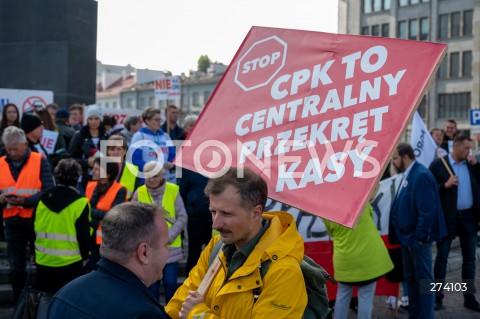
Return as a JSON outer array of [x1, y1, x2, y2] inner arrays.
[[175, 27, 446, 227]]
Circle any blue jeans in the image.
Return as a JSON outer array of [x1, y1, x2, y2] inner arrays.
[[4, 216, 34, 302], [402, 241, 434, 319], [149, 262, 179, 303], [434, 214, 477, 302]]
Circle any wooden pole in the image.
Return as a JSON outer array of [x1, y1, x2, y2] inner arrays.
[[436, 148, 454, 177], [197, 246, 223, 297]]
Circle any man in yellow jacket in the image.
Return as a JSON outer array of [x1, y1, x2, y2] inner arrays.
[[166, 167, 307, 319]]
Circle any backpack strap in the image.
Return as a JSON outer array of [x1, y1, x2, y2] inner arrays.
[[208, 239, 224, 267], [253, 259, 271, 303]]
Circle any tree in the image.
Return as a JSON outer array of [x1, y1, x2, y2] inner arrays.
[[197, 55, 211, 73]]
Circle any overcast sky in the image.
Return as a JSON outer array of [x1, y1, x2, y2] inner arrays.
[[96, 0, 339, 75]]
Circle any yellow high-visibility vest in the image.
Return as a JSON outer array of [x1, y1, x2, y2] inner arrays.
[[137, 183, 181, 248]]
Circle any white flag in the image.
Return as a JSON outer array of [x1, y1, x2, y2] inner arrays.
[[410, 112, 438, 168]]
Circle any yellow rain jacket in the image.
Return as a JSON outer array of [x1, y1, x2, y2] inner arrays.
[[166, 211, 307, 319]]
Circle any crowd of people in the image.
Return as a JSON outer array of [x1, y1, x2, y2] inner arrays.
[[0, 100, 480, 319], [0, 103, 213, 311]]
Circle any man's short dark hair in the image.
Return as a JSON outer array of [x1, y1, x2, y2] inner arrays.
[[100, 202, 163, 264], [453, 134, 471, 144], [54, 159, 82, 187], [446, 119, 457, 127], [124, 116, 139, 131], [396, 143, 415, 160], [103, 115, 117, 127], [205, 167, 268, 211]]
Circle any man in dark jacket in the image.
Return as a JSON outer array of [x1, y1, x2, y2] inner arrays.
[[55, 109, 76, 149], [390, 143, 447, 319], [178, 167, 212, 274], [48, 202, 171, 318], [429, 134, 480, 312]]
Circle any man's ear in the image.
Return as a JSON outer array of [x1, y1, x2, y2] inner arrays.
[[252, 205, 263, 220], [137, 243, 149, 265]]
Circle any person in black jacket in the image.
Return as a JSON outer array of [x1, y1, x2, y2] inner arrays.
[[48, 202, 171, 319], [68, 106, 109, 191], [429, 134, 480, 312], [178, 167, 212, 274]]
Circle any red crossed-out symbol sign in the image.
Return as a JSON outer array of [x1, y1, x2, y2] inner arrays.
[[234, 35, 288, 92], [22, 96, 48, 112]]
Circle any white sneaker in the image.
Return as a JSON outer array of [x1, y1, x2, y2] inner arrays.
[[385, 296, 396, 309], [400, 296, 409, 308]]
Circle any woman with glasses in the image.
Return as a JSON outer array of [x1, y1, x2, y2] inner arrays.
[[129, 107, 176, 183]]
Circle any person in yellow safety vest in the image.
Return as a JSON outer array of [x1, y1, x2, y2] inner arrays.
[[85, 157, 127, 271], [131, 161, 187, 303], [106, 135, 142, 200], [34, 159, 91, 294], [0, 126, 55, 303]]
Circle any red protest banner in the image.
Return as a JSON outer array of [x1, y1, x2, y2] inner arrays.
[[175, 27, 446, 227]]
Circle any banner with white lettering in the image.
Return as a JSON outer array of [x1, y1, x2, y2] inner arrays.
[[176, 27, 446, 227], [411, 112, 437, 168], [40, 129, 59, 154]]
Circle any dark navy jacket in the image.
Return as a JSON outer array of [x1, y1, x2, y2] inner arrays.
[[48, 258, 170, 319], [390, 162, 447, 247], [429, 155, 480, 239]]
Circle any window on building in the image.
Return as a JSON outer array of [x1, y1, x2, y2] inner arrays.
[[398, 21, 407, 39], [384, 0, 391, 10], [463, 10, 473, 36], [417, 95, 427, 118], [462, 51, 472, 77], [420, 17, 429, 40], [192, 92, 199, 106], [363, 0, 372, 13], [438, 92, 470, 119], [372, 25, 380, 36], [149, 97, 155, 107], [181, 94, 188, 107], [382, 23, 390, 37], [410, 0, 419, 4], [450, 52, 459, 78], [398, 0, 408, 6], [127, 98, 135, 109], [361, 26, 370, 35], [113, 101, 117, 109], [363, 0, 390, 12], [204, 91, 211, 105], [139, 98, 145, 108], [451, 12, 460, 37], [105, 102, 109, 108], [438, 14, 448, 39], [437, 57, 448, 78], [409, 19, 418, 40]]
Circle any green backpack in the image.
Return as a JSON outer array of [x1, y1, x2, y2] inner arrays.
[[208, 240, 332, 319]]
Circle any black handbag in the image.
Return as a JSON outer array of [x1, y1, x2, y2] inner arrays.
[[11, 268, 44, 319], [11, 287, 42, 319]]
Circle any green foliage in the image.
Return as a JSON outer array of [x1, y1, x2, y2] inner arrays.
[[197, 55, 211, 73]]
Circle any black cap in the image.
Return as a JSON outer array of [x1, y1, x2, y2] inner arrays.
[[21, 114, 43, 134]]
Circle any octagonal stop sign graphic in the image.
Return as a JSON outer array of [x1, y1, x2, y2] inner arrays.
[[234, 35, 287, 91]]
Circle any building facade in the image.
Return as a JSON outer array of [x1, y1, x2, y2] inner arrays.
[[0, 0, 98, 108], [96, 62, 227, 121], [339, 0, 480, 135]]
